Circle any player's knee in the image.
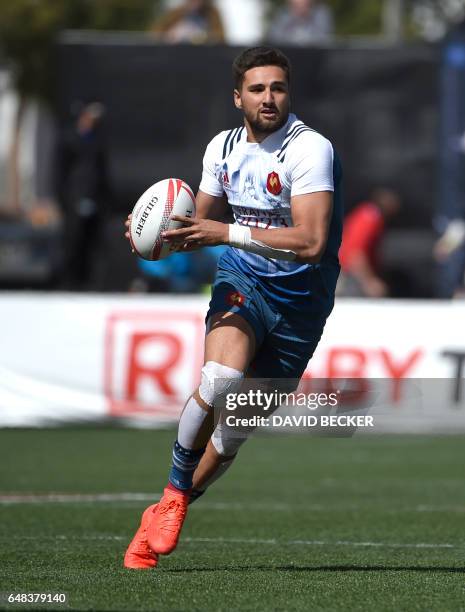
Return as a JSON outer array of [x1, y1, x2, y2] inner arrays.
[[198, 361, 244, 407], [211, 422, 249, 457]]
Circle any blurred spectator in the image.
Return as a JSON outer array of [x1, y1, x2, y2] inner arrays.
[[150, 0, 225, 44], [267, 0, 334, 46], [433, 217, 465, 298], [55, 101, 111, 290], [338, 189, 401, 298]]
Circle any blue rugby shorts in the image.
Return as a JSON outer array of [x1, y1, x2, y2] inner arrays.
[[206, 265, 331, 380]]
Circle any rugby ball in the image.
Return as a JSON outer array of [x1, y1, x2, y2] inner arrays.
[[129, 178, 196, 260]]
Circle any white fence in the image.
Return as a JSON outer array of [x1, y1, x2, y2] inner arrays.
[[0, 293, 464, 432]]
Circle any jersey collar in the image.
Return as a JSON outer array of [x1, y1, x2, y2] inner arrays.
[[243, 113, 296, 152]]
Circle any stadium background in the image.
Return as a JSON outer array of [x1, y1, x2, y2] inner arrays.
[[1, 1, 464, 611]]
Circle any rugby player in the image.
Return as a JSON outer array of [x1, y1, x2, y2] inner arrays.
[[123, 46, 343, 568]]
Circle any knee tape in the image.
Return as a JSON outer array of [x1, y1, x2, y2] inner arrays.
[[211, 421, 250, 456], [198, 361, 244, 407]]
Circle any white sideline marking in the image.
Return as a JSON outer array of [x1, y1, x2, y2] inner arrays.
[[0, 493, 464, 514], [1, 534, 462, 550], [182, 537, 460, 549], [196, 502, 465, 513], [0, 493, 161, 504], [0, 493, 464, 515]]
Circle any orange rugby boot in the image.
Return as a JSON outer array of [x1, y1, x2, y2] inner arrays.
[[146, 487, 189, 555], [123, 503, 159, 569]]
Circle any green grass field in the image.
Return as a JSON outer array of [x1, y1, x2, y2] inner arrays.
[[1, 429, 464, 611]]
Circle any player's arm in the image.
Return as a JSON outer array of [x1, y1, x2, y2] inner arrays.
[[165, 192, 332, 264], [247, 191, 332, 263], [164, 133, 334, 262]]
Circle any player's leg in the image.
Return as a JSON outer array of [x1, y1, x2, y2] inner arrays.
[[189, 424, 252, 502], [187, 440, 235, 503], [146, 311, 256, 555], [174, 309, 257, 452], [189, 376, 285, 503], [124, 311, 254, 567], [187, 307, 279, 503], [188, 302, 330, 506], [185, 275, 335, 552], [125, 267, 266, 567], [186, 284, 285, 503]]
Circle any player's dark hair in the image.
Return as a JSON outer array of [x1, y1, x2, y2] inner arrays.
[[232, 47, 291, 90]]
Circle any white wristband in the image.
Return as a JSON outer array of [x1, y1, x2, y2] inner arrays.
[[228, 224, 251, 249], [228, 224, 297, 262]]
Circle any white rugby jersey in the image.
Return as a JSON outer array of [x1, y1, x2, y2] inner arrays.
[[199, 113, 337, 277]]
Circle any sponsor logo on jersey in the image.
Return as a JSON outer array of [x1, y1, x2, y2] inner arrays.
[[226, 290, 245, 307], [266, 172, 282, 195]]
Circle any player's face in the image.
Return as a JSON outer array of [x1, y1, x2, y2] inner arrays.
[[234, 65, 290, 138]]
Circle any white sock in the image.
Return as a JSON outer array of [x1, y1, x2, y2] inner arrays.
[[177, 395, 210, 449]]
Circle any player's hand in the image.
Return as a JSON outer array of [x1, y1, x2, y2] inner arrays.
[[163, 215, 228, 248], [124, 214, 135, 253]]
